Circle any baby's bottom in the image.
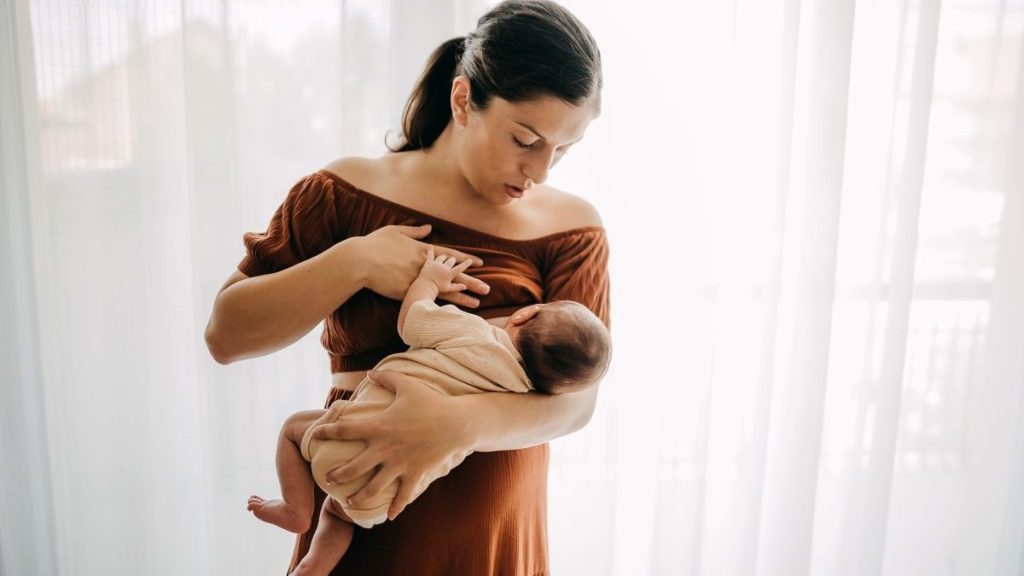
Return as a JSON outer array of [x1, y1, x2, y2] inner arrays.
[[299, 398, 398, 529]]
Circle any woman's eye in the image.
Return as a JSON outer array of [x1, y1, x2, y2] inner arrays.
[[512, 136, 537, 149]]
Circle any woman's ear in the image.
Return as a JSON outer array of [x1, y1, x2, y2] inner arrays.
[[451, 76, 471, 128], [509, 305, 542, 326]]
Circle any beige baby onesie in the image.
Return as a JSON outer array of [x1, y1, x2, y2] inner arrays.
[[299, 299, 533, 528]]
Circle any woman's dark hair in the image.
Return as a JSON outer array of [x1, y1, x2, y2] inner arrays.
[[388, 0, 602, 152], [516, 301, 611, 395]]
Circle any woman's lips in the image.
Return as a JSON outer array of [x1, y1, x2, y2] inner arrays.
[[505, 184, 524, 198]]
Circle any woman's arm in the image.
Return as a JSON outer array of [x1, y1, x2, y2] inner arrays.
[[314, 370, 600, 519], [459, 382, 598, 451], [205, 237, 368, 364], [206, 225, 487, 364]]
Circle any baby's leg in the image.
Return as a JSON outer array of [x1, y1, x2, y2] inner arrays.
[[289, 496, 355, 576], [248, 409, 326, 533]]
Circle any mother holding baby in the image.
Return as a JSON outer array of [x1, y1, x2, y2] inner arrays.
[[203, 1, 610, 574]]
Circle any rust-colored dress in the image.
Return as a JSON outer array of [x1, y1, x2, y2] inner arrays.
[[238, 169, 611, 575]]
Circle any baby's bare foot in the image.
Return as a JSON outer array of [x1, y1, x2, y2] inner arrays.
[[247, 495, 310, 534]]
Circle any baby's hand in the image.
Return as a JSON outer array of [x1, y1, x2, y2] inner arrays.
[[418, 247, 475, 295]]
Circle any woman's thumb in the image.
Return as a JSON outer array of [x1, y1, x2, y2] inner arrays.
[[367, 369, 397, 392]]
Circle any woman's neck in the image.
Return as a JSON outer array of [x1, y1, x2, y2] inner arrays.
[[408, 124, 484, 207]]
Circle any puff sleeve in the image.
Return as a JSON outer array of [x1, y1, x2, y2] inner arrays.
[[543, 228, 611, 329], [237, 172, 347, 276]]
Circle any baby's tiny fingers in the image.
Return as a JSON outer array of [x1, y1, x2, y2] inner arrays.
[[425, 245, 483, 267]]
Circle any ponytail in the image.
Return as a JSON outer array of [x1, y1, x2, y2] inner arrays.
[[389, 36, 466, 152], [387, 1, 602, 153]]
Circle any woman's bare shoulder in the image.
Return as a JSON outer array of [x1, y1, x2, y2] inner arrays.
[[322, 154, 417, 201], [322, 156, 387, 190], [534, 184, 604, 231]]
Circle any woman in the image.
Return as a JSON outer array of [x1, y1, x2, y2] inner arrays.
[[205, 1, 610, 573]]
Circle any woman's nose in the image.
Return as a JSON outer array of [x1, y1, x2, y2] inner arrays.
[[522, 150, 556, 185]]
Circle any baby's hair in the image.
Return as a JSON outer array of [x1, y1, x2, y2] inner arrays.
[[515, 301, 611, 395]]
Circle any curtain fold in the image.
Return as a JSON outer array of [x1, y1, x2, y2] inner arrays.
[[1, 0, 58, 574]]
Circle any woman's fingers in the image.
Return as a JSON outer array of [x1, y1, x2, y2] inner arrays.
[[365, 369, 423, 396], [326, 450, 380, 486], [312, 418, 372, 441], [438, 292, 480, 308], [393, 224, 484, 268], [387, 479, 418, 521], [455, 272, 489, 295], [348, 465, 401, 508], [418, 242, 483, 267], [394, 223, 432, 238]]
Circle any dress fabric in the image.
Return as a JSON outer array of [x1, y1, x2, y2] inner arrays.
[[238, 169, 611, 575]]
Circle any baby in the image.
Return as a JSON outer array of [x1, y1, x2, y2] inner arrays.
[[247, 247, 611, 575]]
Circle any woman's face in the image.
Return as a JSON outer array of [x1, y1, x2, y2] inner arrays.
[[451, 77, 600, 206]]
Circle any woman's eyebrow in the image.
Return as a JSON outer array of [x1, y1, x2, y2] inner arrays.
[[513, 121, 546, 140], [512, 121, 584, 146]]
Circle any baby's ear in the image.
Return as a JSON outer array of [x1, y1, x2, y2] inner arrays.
[[509, 304, 542, 326]]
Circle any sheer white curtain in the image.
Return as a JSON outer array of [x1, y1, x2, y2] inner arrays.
[[2, 0, 1022, 575]]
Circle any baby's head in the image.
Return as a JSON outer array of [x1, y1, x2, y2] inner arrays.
[[506, 301, 611, 395]]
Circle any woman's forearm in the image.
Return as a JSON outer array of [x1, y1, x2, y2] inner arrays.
[[460, 384, 600, 452], [205, 237, 368, 364]]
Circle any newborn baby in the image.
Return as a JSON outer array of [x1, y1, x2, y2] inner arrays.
[[247, 248, 611, 575]]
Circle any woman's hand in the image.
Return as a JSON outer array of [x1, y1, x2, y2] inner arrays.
[[355, 223, 490, 308], [311, 369, 476, 520]]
